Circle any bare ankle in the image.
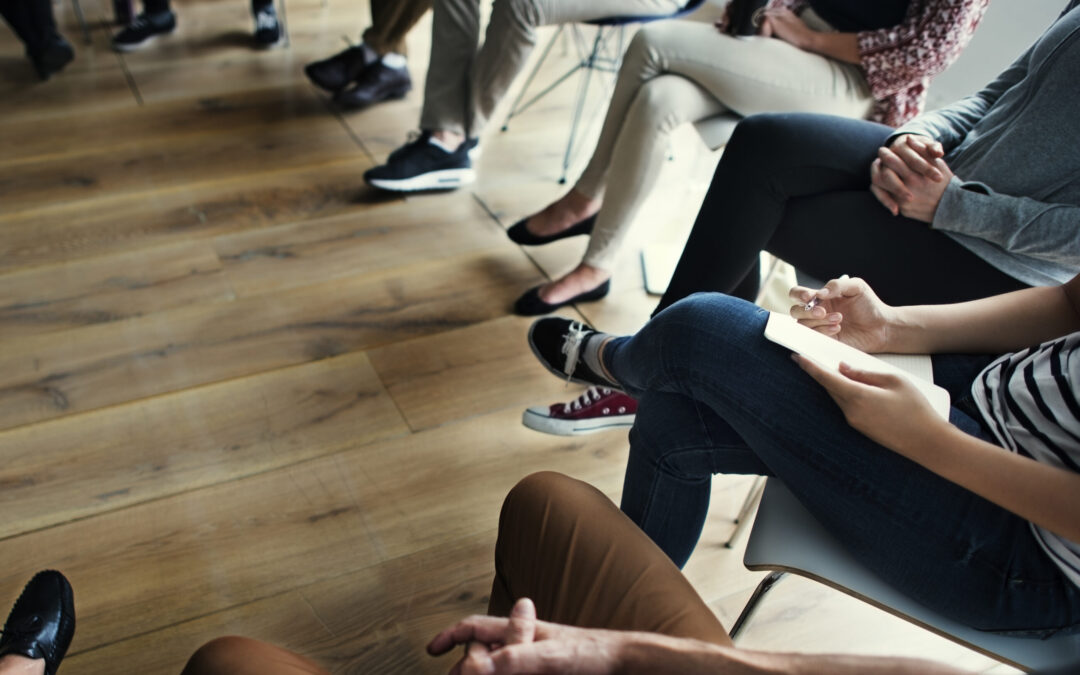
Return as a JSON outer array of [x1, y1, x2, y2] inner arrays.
[[429, 129, 464, 151]]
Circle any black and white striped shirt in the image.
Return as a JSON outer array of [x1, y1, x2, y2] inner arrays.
[[972, 333, 1080, 588]]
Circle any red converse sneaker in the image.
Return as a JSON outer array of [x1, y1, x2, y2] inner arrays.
[[522, 387, 637, 436]]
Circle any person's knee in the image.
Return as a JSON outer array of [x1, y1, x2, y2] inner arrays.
[[183, 636, 257, 674], [502, 472, 577, 523], [490, 0, 539, 28], [632, 76, 691, 134]]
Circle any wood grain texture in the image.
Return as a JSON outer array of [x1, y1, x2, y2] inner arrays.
[[0, 240, 232, 338], [0, 351, 407, 537], [0, 248, 542, 431], [367, 314, 585, 431]]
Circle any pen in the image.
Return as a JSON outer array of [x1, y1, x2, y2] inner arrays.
[[804, 296, 821, 312]]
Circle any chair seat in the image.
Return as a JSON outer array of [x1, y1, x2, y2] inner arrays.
[[744, 481, 1080, 671]]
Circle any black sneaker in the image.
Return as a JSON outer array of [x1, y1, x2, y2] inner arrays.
[[334, 61, 412, 109], [364, 132, 476, 192], [111, 11, 176, 52], [29, 35, 74, 81], [305, 44, 376, 93], [527, 317, 615, 386], [252, 4, 281, 47]]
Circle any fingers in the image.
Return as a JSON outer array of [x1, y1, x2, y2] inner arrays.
[[889, 140, 943, 182], [451, 641, 495, 675], [870, 158, 910, 208], [505, 599, 536, 646], [903, 134, 945, 159], [428, 616, 513, 655], [870, 183, 900, 216], [874, 151, 916, 199], [837, 362, 902, 389]]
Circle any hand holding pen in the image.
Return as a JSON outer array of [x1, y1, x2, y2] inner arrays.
[[788, 275, 896, 354]]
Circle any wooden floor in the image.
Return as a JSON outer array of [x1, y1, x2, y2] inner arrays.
[[0, 1, 1016, 672]]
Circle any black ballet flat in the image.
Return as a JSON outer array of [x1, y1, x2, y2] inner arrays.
[[506, 215, 596, 245], [513, 280, 611, 316]]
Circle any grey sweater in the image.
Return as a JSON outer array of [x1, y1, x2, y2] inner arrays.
[[893, 5, 1080, 286]]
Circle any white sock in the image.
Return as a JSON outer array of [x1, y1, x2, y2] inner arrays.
[[381, 52, 406, 69], [582, 334, 617, 386], [426, 135, 459, 154]]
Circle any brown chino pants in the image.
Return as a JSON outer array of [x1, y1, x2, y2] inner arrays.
[[180, 472, 731, 674], [362, 0, 432, 57]]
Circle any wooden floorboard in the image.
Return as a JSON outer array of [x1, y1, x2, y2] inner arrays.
[[0, 0, 1012, 671]]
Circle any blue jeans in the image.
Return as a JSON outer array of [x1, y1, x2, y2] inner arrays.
[[605, 293, 1080, 636]]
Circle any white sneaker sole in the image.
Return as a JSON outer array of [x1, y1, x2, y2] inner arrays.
[[522, 407, 635, 436], [367, 168, 475, 192]]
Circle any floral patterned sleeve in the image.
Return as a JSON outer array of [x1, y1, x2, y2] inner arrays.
[[857, 0, 990, 102]]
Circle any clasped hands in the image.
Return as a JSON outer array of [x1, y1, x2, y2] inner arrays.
[[428, 598, 628, 675], [871, 134, 954, 223]]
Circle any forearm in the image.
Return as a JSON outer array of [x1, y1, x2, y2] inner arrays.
[[884, 283, 1080, 354], [620, 633, 968, 675], [804, 30, 860, 64], [895, 422, 1080, 543]]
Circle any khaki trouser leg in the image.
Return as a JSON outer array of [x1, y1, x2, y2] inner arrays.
[[489, 472, 733, 645], [422, 0, 680, 137], [576, 16, 873, 270], [362, 0, 432, 57]]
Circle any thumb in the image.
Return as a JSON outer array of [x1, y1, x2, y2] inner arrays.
[[505, 598, 536, 645], [838, 362, 898, 388]]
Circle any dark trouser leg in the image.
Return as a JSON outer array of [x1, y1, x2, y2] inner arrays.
[[143, 0, 171, 15], [607, 293, 1080, 632], [363, 0, 432, 57], [490, 472, 733, 645], [0, 0, 59, 53], [654, 113, 1028, 315]]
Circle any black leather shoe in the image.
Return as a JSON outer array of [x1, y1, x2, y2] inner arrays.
[[334, 61, 412, 109], [29, 36, 74, 81], [0, 570, 75, 675], [507, 215, 596, 246], [304, 44, 376, 93], [514, 280, 611, 316]]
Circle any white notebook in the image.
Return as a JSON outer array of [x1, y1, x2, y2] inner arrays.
[[764, 312, 951, 419]]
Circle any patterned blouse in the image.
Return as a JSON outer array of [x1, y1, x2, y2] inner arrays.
[[767, 0, 991, 126]]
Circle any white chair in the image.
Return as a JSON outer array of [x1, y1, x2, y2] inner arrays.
[[730, 479, 1080, 671]]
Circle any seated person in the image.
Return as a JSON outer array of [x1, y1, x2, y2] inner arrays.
[[0, 0, 74, 80], [655, 0, 1080, 316], [523, 269, 1080, 639], [304, 0, 430, 109], [361, 0, 686, 193], [523, 0, 1080, 435], [111, 0, 281, 51], [508, 0, 989, 315]]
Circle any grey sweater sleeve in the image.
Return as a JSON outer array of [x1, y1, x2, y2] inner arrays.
[[888, 49, 1031, 151], [934, 178, 1080, 268]]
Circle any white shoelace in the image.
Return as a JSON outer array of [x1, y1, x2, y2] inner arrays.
[[563, 387, 613, 413], [560, 322, 590, 381], [255, 10, 277, 30]]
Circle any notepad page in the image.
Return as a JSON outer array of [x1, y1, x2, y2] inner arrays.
[[764, 312, 950, 418]]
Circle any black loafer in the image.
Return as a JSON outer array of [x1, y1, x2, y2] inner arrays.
[[0, 570, 75, 675], [507, 215, 596, 246], [514, 280, 610, 316]]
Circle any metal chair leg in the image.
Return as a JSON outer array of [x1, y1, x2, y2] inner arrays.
[[729, 571, 786, 640], [70, 0, 93, 45], [277, 0, 289, 47], [503, 25, 567, 131]]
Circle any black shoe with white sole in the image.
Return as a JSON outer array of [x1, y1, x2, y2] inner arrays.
[[252, 4, 282, 47], [111, 11, 176, 52], [364, 132, 476, 192], [527, 317, 615, 387]]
